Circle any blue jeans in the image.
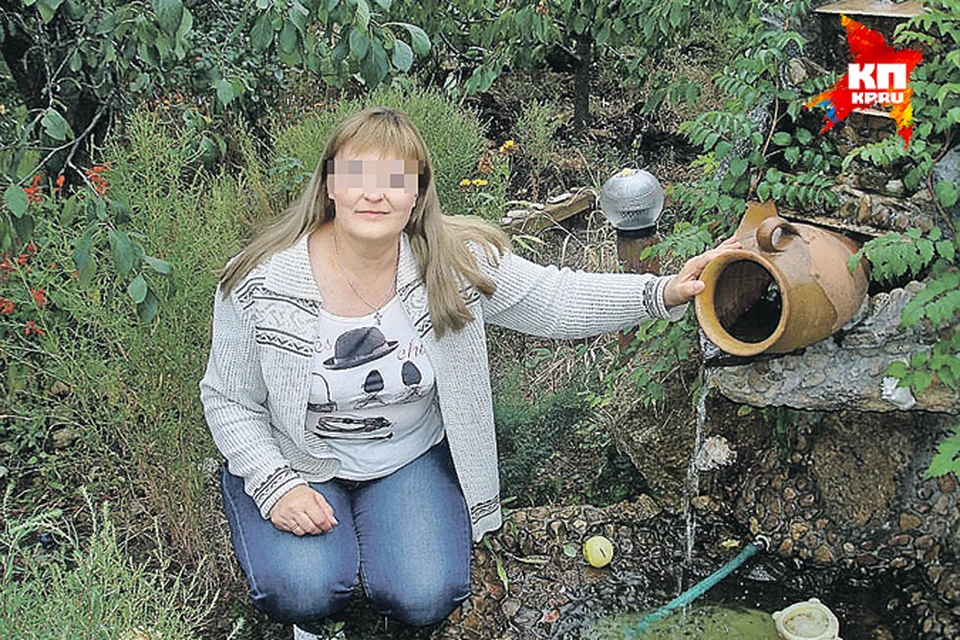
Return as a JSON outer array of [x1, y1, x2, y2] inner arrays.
[[220, 439, 472, 628]]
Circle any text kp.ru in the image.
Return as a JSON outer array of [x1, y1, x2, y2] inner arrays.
[[848, 63, 907, 104]]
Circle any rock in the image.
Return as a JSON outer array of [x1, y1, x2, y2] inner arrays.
[[802, 372, 826, 388], [900, 513, 923, 532], [884, 180, 904, 196], [881, 376, 916, 410], [813, 545, 835, 565], [51, 427, 77, 449], [548, 519, 566, 542], [49, 381, 71, 396], [791, 522, 810, 540], [932, 144, 960, 220], [571, 519, 588, 535], [691, 495, 714, 511], [937, 475, 956, 494], [694, 435, 737, 471], [888, 534, 911, 547], [778, 537, 794, 557], [787, 58, 808, 85]]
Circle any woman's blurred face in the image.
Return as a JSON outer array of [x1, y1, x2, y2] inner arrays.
[[326, 145, 421, 244]]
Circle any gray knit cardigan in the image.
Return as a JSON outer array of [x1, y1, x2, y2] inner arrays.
[[200, 232, 685, 541]]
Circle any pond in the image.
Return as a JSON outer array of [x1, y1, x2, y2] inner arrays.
[[583, 570, 913, 640]]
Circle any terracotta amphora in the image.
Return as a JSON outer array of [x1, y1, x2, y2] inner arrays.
[[695, 201, 868, 356]]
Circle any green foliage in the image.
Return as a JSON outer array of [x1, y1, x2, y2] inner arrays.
[[626, 317, 697, 407], [841, 135, 911, 172], [849, 227, 943, 285], [640, 219, 716, 266], [516, 100, 562, 199], [0, 497, 213, 639], [0, 0, 431, 192], [854, 227, 960, 401], [455, 151, 513, 222], [895, 0, 960, 138], [755, 167, 838, 209], [926, 425, 960, 479], [270, 87, 487, 216], [884, 0, 960, 207], [0, 171, 172, 320], [494, 382, 589, 506], [1, 108, 248, 602], [396, 0, 747, 129], [677, 0, 849, 219]]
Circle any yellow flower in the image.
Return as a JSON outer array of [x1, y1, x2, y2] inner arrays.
[[472, 179, 488, 186], [459, 179, 472, 186], [498, 140, 518, 155]]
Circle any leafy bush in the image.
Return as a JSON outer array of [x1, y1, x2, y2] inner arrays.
[[1, 107, 249, 591], [515, 100, 562, 200], [851, 227, 960, 399]]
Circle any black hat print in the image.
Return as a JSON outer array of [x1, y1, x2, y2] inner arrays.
[[323, 326, 399, 370]]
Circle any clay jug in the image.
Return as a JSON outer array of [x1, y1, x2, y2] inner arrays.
[[695, 201, 868, 356]]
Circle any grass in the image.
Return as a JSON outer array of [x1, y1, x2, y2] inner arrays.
[[0, 491, 213, 640]]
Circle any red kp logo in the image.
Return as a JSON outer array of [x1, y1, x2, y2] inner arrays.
[[806, 16, 922, 147]]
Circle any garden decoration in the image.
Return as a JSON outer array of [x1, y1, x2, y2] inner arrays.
[[598, 168, 665, 232], [695, 201, 868, 356], [773, 598, 842, 640], [600, 168, 665, 275]]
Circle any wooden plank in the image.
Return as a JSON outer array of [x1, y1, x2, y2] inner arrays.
[[852, 107, 894, 119], [500, 188, 596, 234], [814, 0, 926, 19]]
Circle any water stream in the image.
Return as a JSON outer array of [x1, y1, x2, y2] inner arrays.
[[684, 381, 711, 567]]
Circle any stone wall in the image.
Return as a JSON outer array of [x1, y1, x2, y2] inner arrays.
[[705, 279, 959, 413]]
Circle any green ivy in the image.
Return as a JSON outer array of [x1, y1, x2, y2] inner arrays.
[[926, 425, 960, 479]]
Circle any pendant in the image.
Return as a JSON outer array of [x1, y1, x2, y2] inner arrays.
[[374, 310, 382, 325]]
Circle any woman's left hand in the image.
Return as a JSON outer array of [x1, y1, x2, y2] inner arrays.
[[663, 236, 742, 308]]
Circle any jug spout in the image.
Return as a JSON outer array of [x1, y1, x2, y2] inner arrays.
[[695, 203, 868, 356]]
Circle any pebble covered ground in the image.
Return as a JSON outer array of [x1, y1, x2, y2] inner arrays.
[[292, 491, 952, 639]]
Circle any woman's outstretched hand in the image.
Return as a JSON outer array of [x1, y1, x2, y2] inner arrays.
[[270, 484, 339, 535], [662, 236, 742, 308]]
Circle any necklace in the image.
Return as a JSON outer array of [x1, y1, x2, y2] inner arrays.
[[331, 231, 397, 325]]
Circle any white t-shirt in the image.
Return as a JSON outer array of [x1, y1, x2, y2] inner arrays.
[[305, 296, 444, 480]]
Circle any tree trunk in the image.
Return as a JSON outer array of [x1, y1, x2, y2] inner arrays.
[[573, 36, 592, 135]]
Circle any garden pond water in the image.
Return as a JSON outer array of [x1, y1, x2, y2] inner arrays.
[[582, 570, 912, 639]]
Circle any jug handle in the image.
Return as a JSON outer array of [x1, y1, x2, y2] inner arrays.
[[757, 217, 799, 253]]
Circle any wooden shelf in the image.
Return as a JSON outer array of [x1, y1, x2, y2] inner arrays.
[[814, 0, 926, 19]]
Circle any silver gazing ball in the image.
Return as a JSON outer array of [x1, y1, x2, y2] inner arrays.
[[599, 168, 665, 231]]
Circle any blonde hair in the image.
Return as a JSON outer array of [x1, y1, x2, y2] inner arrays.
[[220, 106, 509, 336]]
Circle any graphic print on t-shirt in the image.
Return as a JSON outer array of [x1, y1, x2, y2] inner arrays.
[[305, 297, 443, 479], [307, 319, 435, 444]]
